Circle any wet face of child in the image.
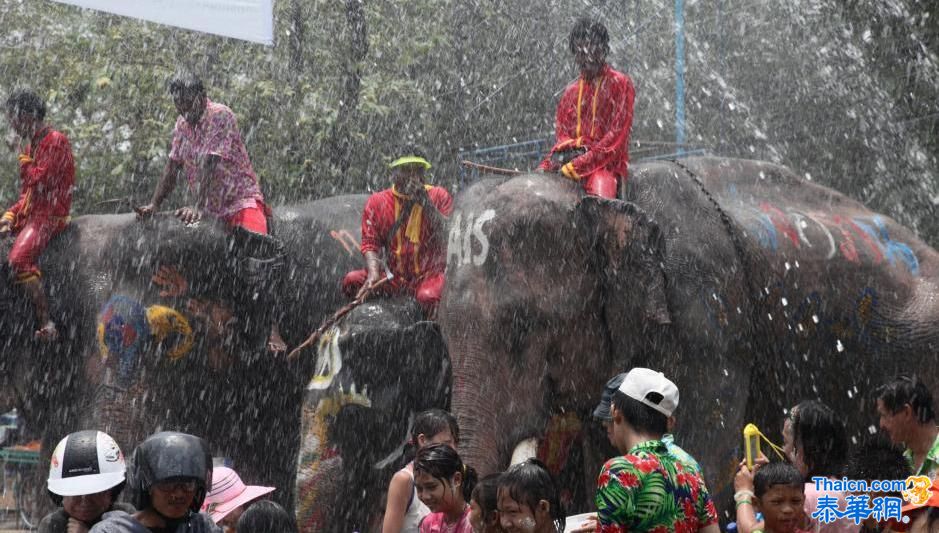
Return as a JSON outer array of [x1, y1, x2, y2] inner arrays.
[[498, 488, 549, 533], [757, 484, 806, 533], [415, 470, 457, 514], [470, 497, 502, 533]]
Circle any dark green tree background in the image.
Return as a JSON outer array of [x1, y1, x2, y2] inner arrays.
[[0, 0, 936, 242]]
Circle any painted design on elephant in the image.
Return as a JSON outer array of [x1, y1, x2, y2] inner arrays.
[[296, 392, 371, 531], [447, 209, 496, 267], [308, 326, 342, 391], [96, 295, 194, 387], [850, 217, 920, 276], [699, 288, 731, 330], [787, 287, 895, 352], [150, 265, 244, 370], [329, 229, 360, 257], [728, 199, 919, 275]]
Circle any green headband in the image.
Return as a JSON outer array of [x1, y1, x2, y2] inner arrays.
[[389, 155, 431, 169]]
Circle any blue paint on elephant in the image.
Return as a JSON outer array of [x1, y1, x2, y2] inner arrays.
[[97, 295, 150, 387], [851, 217, 919, 276], [749, 212, 779, 251]]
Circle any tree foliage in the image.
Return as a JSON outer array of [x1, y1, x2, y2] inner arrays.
[[0, 0, 936, 243]]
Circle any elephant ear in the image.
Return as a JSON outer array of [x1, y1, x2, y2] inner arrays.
[[579, 196, 672, 326]]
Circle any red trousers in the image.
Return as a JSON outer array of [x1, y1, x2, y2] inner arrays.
[[224, 200, 268, 235], [341, 270, 445, 314], [8, 218, 68, 282], [582, 168, 620, 198]]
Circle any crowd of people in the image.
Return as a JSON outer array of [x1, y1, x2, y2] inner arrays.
[[37, 430, 294, 533], [32, 371, 937, 533]]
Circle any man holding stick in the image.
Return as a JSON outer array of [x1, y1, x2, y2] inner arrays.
[[341, 151, 452, 317]]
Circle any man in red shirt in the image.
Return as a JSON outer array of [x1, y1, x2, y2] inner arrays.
[[1, 90, 74, 341], [341, 153, 452, 316], [539, 19, 635, 199]]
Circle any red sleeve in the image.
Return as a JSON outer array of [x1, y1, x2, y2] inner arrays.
[[431, 187, 453, 217], [360, 194, 386, 255], [569, 74, 634, 178], [539, 82, 580, 171], [22, 132, 73, 189], [3, 189, 25, 219]]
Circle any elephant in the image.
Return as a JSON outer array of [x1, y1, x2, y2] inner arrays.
[[438, 156, 939, 516], [294, 297, 450, 531], [0, 194, 451, 529]]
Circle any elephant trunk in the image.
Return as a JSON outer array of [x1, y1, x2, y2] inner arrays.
[[448, 316, 545, 476], [450, 327, 504, 475], [90, 383, 154, 454]]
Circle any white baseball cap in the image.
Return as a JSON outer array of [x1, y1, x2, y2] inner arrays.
[[617, 368, 679, 417]]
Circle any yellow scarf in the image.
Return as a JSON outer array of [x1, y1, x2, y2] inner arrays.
[[391, 185, 432, 245], [391, 184, 433, 274]]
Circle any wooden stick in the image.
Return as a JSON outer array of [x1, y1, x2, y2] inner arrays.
[[287, 277, 391, 360], [460, 160, 523, 176]]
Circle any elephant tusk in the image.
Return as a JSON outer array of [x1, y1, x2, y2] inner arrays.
[[510, 437, 539, 466], [373, 411, 416, 470]]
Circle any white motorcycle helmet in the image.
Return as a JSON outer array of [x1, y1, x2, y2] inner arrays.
[[47, 430, 127, 505]]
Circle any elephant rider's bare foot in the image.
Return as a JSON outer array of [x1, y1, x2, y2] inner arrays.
[[268, 326, 287, 354], [34, 321, 58, 342]]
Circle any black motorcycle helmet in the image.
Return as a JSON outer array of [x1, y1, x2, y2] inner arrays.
[[129, 432, 212, 513]]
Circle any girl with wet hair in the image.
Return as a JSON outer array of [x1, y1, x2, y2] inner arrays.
[[383, 409, 461, 532], [414, 444, 477, 533], [787, 400, 848, 480], [234, 500, 297, 533], [469, 474, 504, 533], [496, 459, 564, 533]]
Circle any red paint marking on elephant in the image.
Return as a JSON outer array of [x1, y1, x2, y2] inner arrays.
[[329, 230, 359, 257], [826, 216, 860, 264], [760, 202, 800, 248], [846, 220, 885, 264]]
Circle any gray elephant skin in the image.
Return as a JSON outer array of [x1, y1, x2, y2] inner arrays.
[[0, 195, 450, 530], [438, 156, 939, 514]]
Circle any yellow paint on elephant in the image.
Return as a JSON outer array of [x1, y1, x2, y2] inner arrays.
[[146, 305, 194, 360], [296, 392, 373, 527]]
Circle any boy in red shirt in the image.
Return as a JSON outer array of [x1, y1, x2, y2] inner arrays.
[[540, 18, 635, 199], [1, 90, 74, 341], [342, 152, 452, 316]]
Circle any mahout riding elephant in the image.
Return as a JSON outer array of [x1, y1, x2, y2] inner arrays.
[[0, 194, 451, 528], [438, 156, 939, 514]]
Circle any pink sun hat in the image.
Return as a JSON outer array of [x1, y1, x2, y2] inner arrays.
[[201, 466, 276, 523]]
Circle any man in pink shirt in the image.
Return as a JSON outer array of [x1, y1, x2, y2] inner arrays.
[[136, 73, 285, 352]]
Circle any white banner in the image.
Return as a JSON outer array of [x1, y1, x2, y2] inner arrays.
[[50, 0, 274, 45]]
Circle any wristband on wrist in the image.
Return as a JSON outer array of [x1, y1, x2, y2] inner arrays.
[[735, 500, 752, 509], [734, 490, 755, 502]]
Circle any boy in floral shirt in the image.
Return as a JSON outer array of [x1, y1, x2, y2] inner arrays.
[[595, 368, 718, 533]]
